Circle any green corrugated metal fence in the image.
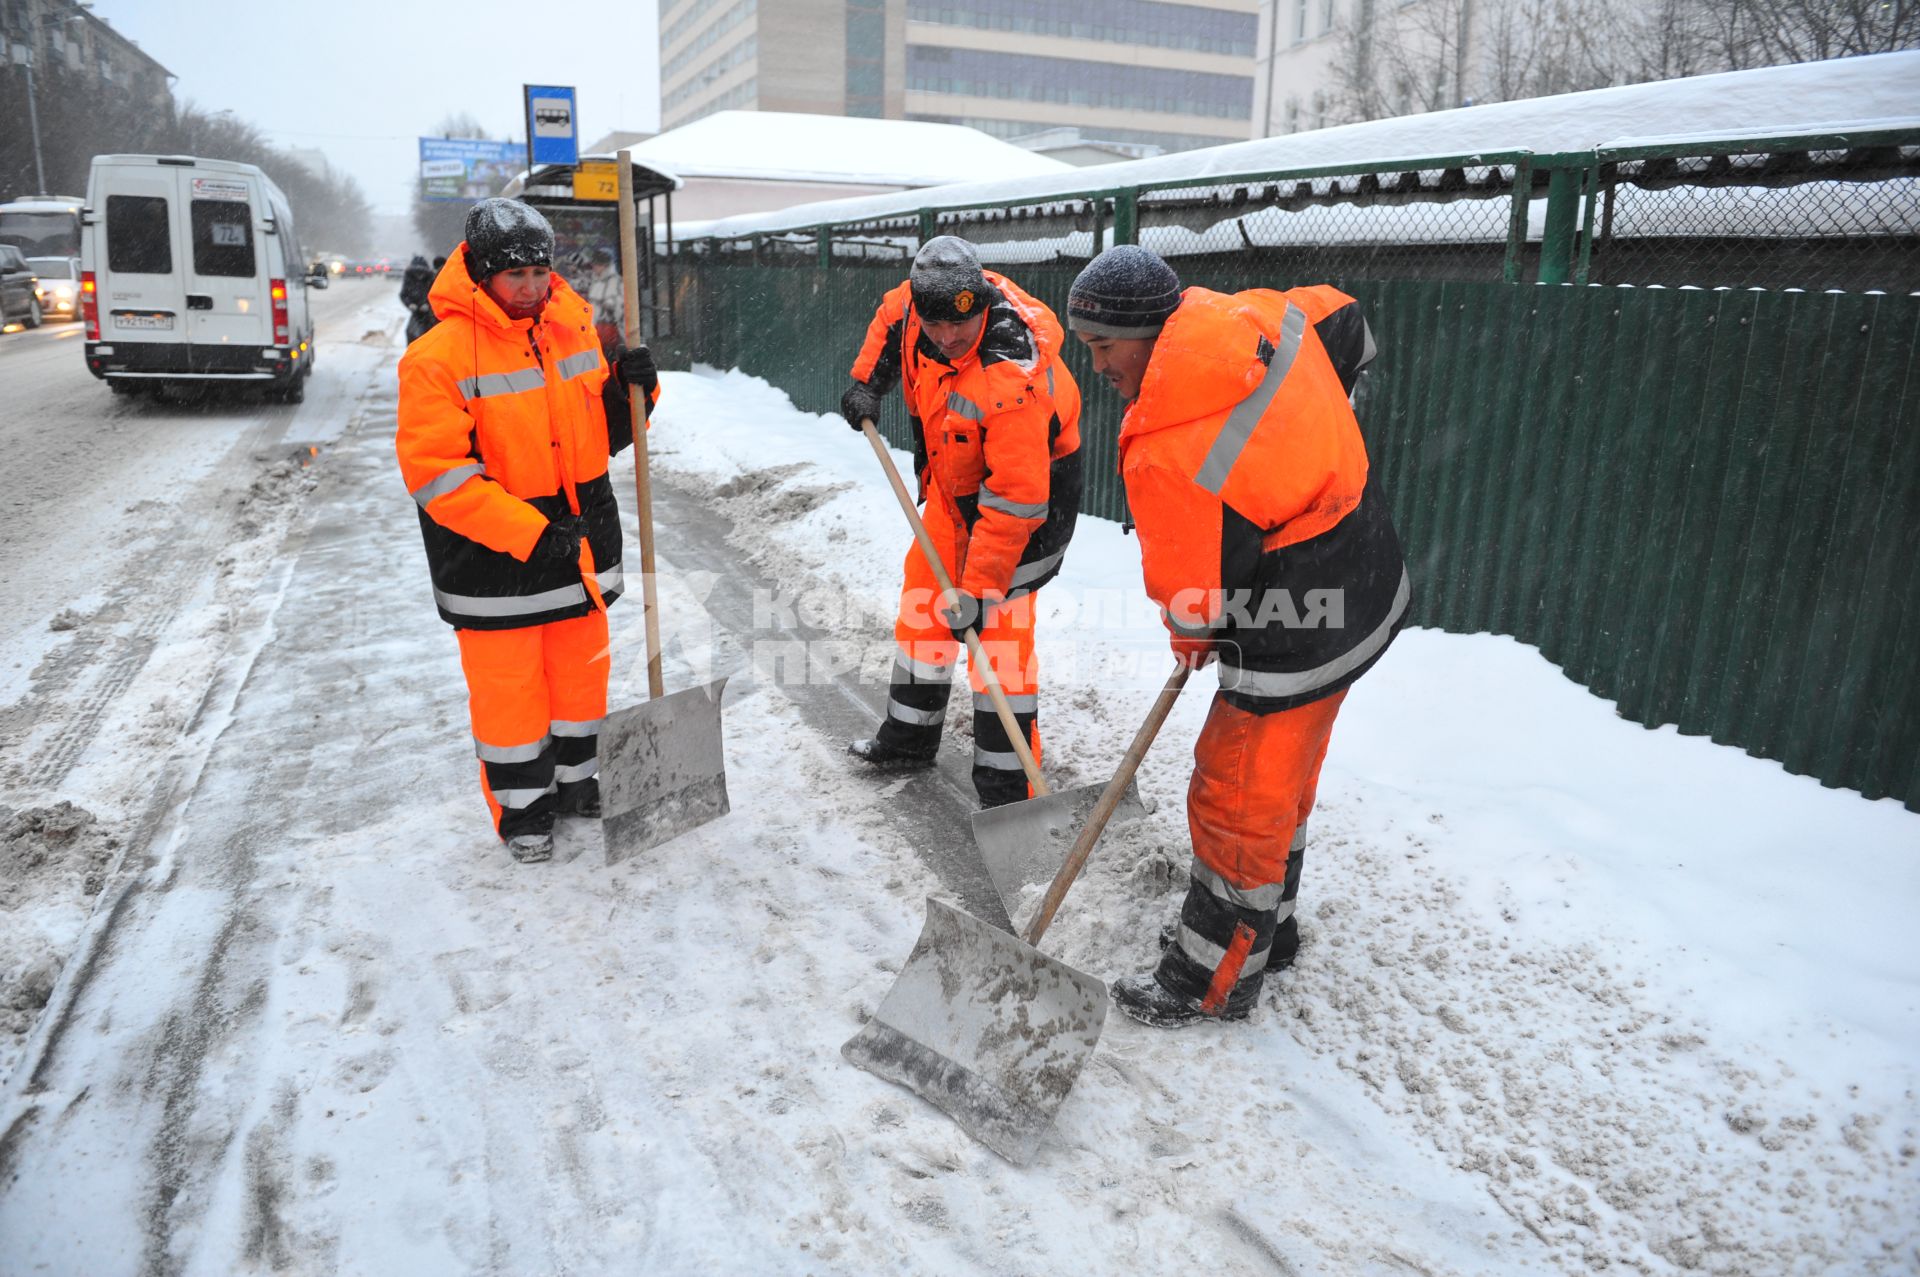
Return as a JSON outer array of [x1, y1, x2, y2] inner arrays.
[[659, 257, 1918, 811]]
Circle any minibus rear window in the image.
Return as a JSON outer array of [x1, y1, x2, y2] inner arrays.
[[191, 200, 256, 277], [106, 195, 172, 274]]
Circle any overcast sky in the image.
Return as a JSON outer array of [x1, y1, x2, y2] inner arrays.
[[89, 0, 662, 219]]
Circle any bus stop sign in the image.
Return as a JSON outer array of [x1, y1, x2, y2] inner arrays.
[[524, 85, 579, 168]]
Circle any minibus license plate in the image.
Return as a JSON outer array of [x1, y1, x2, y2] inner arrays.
[[113, 312, 175, 331]]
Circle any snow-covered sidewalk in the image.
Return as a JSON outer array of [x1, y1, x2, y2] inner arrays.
[[1, 354, 1914, 1275]]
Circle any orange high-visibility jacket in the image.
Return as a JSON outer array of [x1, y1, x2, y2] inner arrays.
[[396, 245, 656, 630], [1121, 286, 1410, 713], [851, 270, 1082, 599]]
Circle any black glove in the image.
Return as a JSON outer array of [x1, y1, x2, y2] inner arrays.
[[942, 591, 985, 644], [534, 515, 585, 564], [841, 381, 881, 432], [614, 344, 658, 401]]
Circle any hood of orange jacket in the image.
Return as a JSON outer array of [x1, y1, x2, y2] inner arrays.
[[429, 242, 592, 332], [1120, 287, 1289, 446]]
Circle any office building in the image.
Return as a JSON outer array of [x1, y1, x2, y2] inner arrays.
[[660, 0, 1259, 155]]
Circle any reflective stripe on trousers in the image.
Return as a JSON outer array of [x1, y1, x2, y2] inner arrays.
[[455, 609, 610, 839]]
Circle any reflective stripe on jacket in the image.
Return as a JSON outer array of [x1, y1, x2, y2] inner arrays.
[[396, 244, 656, 631], [850, 270, 1082, 599], [1121, 286, 1409, 713]]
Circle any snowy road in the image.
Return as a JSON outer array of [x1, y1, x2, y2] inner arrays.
[[0, 315, 1914, 1275], [0, 284, 403, 1074]]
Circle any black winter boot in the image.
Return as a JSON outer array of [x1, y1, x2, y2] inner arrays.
[[848, 737, 938, 771], [1112, 969, 1260, 1028], [507, 832, 554, 863], [557, 778, 601, 819]]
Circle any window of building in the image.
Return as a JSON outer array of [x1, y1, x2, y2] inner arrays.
[[1310, 91, 1326, 130], [1293, 0, 1307, 42], [1284, 96, 1299, 133], [1322, 0, 1337, 32], [847, 0, 886, 115], [663, 34, 757, 110], [908, 113, 1230, 153], [662, 0, 757, 81], [906, 46, 1252, 119], [905, 0, 1257, 57]]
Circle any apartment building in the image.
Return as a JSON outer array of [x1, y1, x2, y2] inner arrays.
[[660, 0, 1260, 155], [1, 0, 172, 108]]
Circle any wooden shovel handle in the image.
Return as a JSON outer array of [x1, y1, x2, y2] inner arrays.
[[616, 151, 664, 700], [859, 419, 1046, 796], [1023, 663, 1191, 947]]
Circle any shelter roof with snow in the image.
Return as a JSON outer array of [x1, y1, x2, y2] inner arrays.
[[627, 112, 1073, 189]]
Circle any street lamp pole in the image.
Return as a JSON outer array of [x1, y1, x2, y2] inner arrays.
[[23, 51, 48, 195]]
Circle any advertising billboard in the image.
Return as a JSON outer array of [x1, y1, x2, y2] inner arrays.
[[418, 138, 524, 203]]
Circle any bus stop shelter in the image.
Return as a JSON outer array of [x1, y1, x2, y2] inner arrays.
[[504, 156, 680, 347]]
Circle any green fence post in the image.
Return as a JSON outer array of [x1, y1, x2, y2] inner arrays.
[[817, 225, 831, 268], [1539, 162, 1581, 285], [1502, 157, 1531, 284], [917, 208, 936, 245], [1113, 189, 1138, 246], [1575, 163, 1599, 286]]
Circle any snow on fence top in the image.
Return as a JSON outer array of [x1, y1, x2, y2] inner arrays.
[[624, 111, 1073, 190], [674, 51, 1920, 244]]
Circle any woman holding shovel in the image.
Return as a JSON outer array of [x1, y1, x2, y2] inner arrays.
[[1065, 246, 1412, 1027], [837, 236, 1083, 810], [397, 199, 660, 864]]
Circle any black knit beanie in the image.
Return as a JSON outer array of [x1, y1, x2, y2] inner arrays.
[[463, 198, 555, 282], [910, 235, 996, 322], [1067, 246, 1183, 339]]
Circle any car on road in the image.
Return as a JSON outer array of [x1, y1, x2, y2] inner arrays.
[[28, 255, 81, 319], [0, 244, 43, 329], [80, 154, 322, 401]]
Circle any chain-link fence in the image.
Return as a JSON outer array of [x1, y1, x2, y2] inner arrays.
[[1133, 162, 1526, 284], [666, 127, 1920, 296], [1586, 138, 1920, 292]]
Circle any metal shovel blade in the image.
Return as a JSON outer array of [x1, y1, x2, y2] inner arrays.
[[601, 675, 731, 864], [842, 896, 1108, 1165], [970, 781, 1147, 927]]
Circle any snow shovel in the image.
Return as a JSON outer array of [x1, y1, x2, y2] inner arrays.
[[601, 153, 729, 865], [855, 419, 1142, 911], [843, 662, 1191, 1164]]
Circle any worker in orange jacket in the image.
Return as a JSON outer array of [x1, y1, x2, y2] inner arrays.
[[1067, 246, 1410, 1027], [838, 236, 1082, 807], [397, 199, 659, 863]]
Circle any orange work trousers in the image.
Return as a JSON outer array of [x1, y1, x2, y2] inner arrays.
[[880, 500, 1041, 805], [455, 609, 610, 839], [1156, 688, 1348, 1011]]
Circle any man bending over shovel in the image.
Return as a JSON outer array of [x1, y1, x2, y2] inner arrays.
[[838, 237, 1083, 809], [397, 199, 660, 864], [1066, 247, 1411, 1027]]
